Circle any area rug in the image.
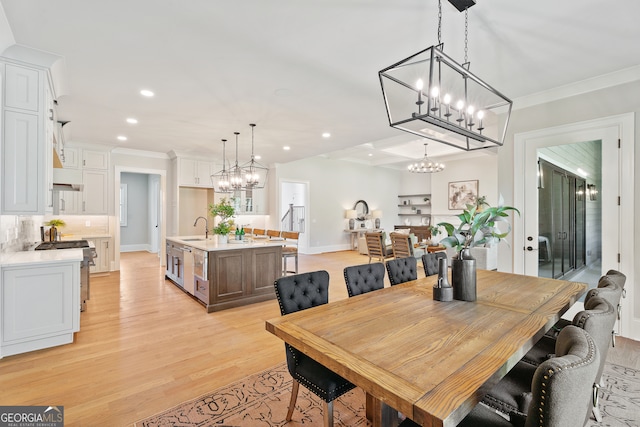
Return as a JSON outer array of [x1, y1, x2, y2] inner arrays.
[[134, 362, 639, 427]]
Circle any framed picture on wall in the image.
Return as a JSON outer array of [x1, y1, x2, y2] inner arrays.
[[448, 180, 479, 210]]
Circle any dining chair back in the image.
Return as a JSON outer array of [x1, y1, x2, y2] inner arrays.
[[267, 229, 281, 239], [253, 228, 266, 236], [343, 262, 385, 297], [390, 232, 413, 259], [365, 232, 392, 263], [281, 231, 299, 276], [243, 227, 253, 236], [586, 273, 624, 347], [274, 271, 356, 427], [451, 326, 599, 427], [385, 257, 417, 286], [422, 251, 447, 276]]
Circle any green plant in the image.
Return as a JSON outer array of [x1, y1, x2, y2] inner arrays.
[[209, 198, 235, 235], [45, 219, 66, 227], [437, 199, 520, 252], [429, 225, 440, 238]]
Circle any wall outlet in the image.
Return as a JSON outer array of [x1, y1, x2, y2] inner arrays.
[[85, 220, 91, 227]]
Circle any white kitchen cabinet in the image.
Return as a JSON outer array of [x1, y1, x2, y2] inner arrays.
[[62, 146, 79, 169], [82, 149, 109, 169], [1, 261, 80, 358], [56, 190, 80, 214], [86, 237, 111, 273], [1, 61, 53, 215], [179, 158, 213, 187], [82, 169, 108, 214]]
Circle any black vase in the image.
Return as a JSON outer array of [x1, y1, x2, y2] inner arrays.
[[451, 249, 476, 301]]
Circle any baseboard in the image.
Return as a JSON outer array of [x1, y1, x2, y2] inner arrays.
[[120, 244, 152, 253]]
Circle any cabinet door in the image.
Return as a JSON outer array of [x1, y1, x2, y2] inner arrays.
[[179, 158, 213, 187], [82, 150, 108, 169], [98, 239, 110, 272], [82, 169, 108, 214], [5, 64, 40, 112], [62, 147, 79, 169], [2, 264, 76, 343], [211, 250, 245, 302], [2, 111, 41, 213], [58, 191, 79, 214], [196, 160, 213, 187]]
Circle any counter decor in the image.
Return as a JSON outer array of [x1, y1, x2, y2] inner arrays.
[[209, 197, 235, 244]]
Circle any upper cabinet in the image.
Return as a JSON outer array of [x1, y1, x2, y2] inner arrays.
[[178, 158, 214, 188], [82, 149, 109, 170], [1, 60, 54, 215]]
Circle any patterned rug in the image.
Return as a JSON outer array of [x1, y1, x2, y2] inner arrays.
[[134, 362, 639, 427]]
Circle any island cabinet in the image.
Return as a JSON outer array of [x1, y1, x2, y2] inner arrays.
[[205, 245, 282, 312]]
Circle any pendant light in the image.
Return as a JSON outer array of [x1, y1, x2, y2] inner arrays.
[[211, 139, 232, 193], [408, 143, 445, 173], [242, 123, 269, 189]]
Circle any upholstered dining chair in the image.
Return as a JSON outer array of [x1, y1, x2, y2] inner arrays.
[[274, 271, 356, 427], [365, 232, 393, 263], [588, 269, 626, 346], [343, 262, 385, 297], [281, 231, 299, 276], [385, 257, 417, 286], [421, 251, 447, 276], [400, 326, 600, 427]]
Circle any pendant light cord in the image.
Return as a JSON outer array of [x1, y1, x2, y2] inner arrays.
[[464, 8, 469, 64], [437, 0, 442, 45]]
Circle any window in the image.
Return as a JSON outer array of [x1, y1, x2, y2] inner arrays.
[[120, 183, 128, 226]]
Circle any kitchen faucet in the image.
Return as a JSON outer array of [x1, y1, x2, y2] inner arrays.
[[193, 216, 209, 239]]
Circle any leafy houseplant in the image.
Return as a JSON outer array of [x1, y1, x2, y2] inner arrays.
[[45, 219, 66, 242], [437, 201, 520, 254], [209, 198, 235, 237]]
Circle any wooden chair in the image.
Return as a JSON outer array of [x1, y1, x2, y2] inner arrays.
[[274, 271, 356, 427], [267, 229, 281, 239], [390, 232, 426, 260], [253, 228, 266, 236], [364, 232, 393, 263], [281, 231, 299, 276]]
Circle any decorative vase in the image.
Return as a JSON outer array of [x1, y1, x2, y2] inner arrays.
[[451, 248, 476, 301], [218, 234, 228, 244], [433, 257, 453, 301], [49, 226, 57, 242], [349, 218, 355, 230], [374, 218, 380, 229]]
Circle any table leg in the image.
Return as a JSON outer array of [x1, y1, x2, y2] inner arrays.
[[366, 393, 398, 427]]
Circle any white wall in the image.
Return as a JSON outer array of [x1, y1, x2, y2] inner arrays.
[[120, 172, 150, 248]]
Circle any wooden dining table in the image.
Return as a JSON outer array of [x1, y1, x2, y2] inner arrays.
[[265, 269, 586, 427]]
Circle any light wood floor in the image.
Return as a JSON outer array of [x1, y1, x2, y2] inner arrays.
[[0, 250, 637, 427]]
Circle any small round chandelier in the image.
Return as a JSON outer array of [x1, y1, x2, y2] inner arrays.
[[408, 143, 445, 173]]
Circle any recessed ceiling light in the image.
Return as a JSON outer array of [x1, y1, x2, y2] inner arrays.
[[126, 118, 138, 124], [117, 136, 127, 141], [322, 132, 331, 138], [140, 89, 154, 97], [368, 153, 373, 157], [283, 146, 291, 151]]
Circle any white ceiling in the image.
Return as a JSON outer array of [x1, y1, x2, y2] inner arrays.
[[1, 0, 639, 169]]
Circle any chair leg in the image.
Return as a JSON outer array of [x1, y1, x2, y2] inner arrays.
[[323, 400, 334, 427], [286, 379, 300, 421], [592, 383, 602, 422], [294, 254, 298, 274]]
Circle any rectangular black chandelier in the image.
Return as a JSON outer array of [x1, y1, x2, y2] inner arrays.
[[379, 44, 512, 151]]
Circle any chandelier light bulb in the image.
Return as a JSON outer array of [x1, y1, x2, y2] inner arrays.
[[416, 79, 424, 90], [467, 105, 475, 115], [443, 93, 452, 104], [430, 86, 439, 98], [456, 100, 465, 110]]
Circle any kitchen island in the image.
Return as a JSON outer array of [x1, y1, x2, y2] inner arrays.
[[166, 236, 283, 312]]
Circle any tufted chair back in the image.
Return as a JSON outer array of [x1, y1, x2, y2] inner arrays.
[[523, 326, 600, 427], [386, 257, 417, 286], [574, 296, 615, 384], [274, 270, 329, 315], [344, 262, 385, 297], [604, 269, 626, 290], [422, 251, 447, 276]]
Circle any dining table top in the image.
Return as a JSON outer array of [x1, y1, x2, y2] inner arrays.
[[265, 269, 586, 427]]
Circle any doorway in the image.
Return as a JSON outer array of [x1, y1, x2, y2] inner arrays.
[[279, 180, 308, 252]]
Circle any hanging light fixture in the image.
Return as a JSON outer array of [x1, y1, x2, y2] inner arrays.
[[242, 123, 269, 189], [408, 143, 445, 173], [211, 139, 232, 193], [229, 131, 245, 190], [378, 0, 512, 151]]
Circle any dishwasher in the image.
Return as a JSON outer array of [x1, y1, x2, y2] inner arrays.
[[192, 248, 209, 304], [182, 246, 195, 295]]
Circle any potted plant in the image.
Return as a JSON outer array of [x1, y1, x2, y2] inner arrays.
[[45, 219, 66, 242], [209, 198, 235, 244], [437, 199, 519, 301]]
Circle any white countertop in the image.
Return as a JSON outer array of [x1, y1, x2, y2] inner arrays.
[[167, 235, 283, 251], [0, 249, 84, 267]]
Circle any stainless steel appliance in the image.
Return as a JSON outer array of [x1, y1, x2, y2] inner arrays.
[[182, 246, 194, 295], [192, 248, 209, 304], [35, 239, 97, 311]]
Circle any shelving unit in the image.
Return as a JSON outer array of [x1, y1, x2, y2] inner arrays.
[[398, 194, 431, 216]]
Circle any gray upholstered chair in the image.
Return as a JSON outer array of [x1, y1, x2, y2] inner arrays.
[[385, 257, 417, 285], [274, 271, 356, 427], [343, 262, 385, 297], [587, 270, 626, 346], [454, 326, 600, 427], [422, 251, 447, 276]]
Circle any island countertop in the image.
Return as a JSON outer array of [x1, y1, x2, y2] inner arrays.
[[166, 235, 283, 251]]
